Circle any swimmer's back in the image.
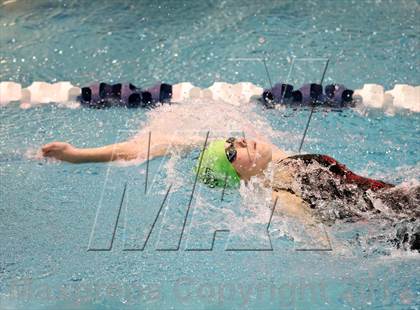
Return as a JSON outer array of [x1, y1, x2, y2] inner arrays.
[[271, 154, 394, 222]]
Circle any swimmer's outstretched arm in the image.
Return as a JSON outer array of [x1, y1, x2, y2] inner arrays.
[[41, 141, 142, 163], [41, 133, 204, 163]]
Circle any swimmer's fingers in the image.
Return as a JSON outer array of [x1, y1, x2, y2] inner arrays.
[[41, 142, 69, 157], [41, 142, 59, 156]]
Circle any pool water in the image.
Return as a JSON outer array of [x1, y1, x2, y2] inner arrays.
[[1, 0, 419, 309]]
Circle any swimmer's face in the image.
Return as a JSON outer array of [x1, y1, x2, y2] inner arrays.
[[225, 137, 272, 180]]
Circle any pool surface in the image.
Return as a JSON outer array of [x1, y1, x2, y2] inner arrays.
[[1, 0, 419, 309]]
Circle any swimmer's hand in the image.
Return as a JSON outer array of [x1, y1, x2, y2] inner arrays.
[[41, 142, 81, 163]]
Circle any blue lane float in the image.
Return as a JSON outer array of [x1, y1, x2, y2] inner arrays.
[[261, 83, 354, 108], [80, 82, 172, 108]]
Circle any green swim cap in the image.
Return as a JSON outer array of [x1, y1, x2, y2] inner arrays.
[[194, 139, 241, 188]]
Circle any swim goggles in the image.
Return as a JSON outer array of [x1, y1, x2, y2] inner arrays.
[[225, 137, 237, 163]]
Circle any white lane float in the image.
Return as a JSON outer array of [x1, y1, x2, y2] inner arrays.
[[172, 82, 195, 102], [236, 82, 264, 103], [21, 81, 81, 105], [0, 82, 22, 105], [18, 81, 81, 109], [353, 84, 393, 109], [385, 84, 420, 113], [207, 82, 263, 106], [354, 83, 420, 113]]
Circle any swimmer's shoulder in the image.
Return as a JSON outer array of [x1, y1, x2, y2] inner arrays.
[[271, 144, 292, 163]]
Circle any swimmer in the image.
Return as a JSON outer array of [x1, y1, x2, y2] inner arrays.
[[39, 134, 398, 202], [41, 135, 322, 233], [41, 132, 418, 236]]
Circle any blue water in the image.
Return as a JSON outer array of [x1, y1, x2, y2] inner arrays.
[[1, 0, 420, 309], [1, 0, 419, 89]]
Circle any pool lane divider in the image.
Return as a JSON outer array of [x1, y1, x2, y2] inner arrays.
[[0, 80, 355, 108], [1, 81, 419, 112]]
